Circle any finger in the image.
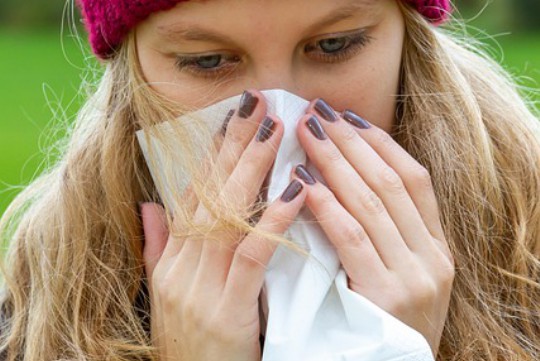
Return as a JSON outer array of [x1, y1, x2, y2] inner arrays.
[[183, 119, 230, 212], [140, 202, 170, 282], [296, 113, 412, 268], [212, 90, 268, 182], [189, 89, 267, 222], [295, 165, 388, 286], [180, 93, 272, 280], [339, 109, 446, 248], [177, 114, 232, 217], [194, 113, 283, 223], [194, 115, 284, 292], [308, 101, 437, 255], [223, 179, 306, 310]]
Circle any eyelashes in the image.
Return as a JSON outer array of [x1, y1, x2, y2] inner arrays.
[[304, 30, 372, 64], [175, 53, 241, 78], [174, 29, 373, 78]]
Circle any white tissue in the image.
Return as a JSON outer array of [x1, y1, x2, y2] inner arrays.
[[136, 89, 434, 361]]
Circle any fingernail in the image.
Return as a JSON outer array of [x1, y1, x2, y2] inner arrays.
[[306, 115, 327, 140], [343, 110, 371, 129], [294, 165, 316, 185], [256, 116, 275, 142], [280, 179, 304, 202], [221, 109, 235, 135], [239, 91, 259, 118], [314, 98, 338, 123]]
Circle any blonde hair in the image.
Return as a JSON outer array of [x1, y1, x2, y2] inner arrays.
[[1, 3, 539, 360]]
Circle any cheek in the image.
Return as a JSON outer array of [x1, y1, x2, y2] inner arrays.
[[305, 21, 404, 133], [311, 67, 399, 134], [138, 46, 236, 110]]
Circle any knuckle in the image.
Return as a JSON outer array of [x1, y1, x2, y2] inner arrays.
[[441, 243, 456, 269], [241, 149, 265, 171], [340, 224, 368, 250], [414, 278, 438, 305], [341, 125, 358, 143], [263, 204, 289, 225], [235, 242, 267, 270], [358, 190, 385, 215], [438, 257, 456, 286], [226, 122, 251, 145], [313, 187, 337, 209], [411, 165, 434, 191], [375, 128, 396, 151], [156, 276, 176, 308], [403, 264, 437, 298], [323, 147, 343, 162], [378, 166, 405, 194]]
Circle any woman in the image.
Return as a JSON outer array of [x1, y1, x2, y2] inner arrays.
[[0, 0, 538, 360]]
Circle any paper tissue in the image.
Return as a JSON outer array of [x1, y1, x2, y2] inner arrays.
[[136, 89, 435, 361]]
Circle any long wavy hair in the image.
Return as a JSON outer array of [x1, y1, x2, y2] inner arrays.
[[1, 2, 539, 360]]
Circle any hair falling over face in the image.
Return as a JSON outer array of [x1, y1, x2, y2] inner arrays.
[[0, 3, 539, 361]]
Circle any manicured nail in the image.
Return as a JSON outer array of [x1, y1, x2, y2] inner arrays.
[[306, 115, 327, 140], [239, 91, 259, 118], [221, 109, 235, 135], [280, 179, 303, 202], [343, 110, 371, 129], [314, 98, 338, 123], [256, 116, 275, 142], [294, 165, 316, 185]]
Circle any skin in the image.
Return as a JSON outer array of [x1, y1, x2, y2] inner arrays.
[[136, 0, 403, 131], [137, 0, 455, 360]]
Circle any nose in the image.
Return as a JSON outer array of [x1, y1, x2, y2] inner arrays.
[[239, 54, 320, 100], [252, 61, 300, 95]]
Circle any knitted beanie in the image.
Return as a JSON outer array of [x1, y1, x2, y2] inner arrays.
[[77, 0, 452, 59]]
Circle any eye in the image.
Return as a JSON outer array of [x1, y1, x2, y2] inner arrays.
[[195, 55, 222, 68], [305, 29, 372, 64], [174, 28, 372, 78], [319, 38, 348, 53], [174, 53, 241, 78]]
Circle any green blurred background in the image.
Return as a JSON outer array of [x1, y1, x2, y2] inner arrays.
[[1, 0, 539, 218]]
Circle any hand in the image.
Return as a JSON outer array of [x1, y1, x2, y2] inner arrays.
[[140, 90, 307, 361], [294, 99, 455, 356]]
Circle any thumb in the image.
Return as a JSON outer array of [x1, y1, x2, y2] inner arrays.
[[140, 202, 169, 281]]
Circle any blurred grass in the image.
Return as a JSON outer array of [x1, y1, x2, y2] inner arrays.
[[0, 29, 539, 218], [0, 29, 90, 217]]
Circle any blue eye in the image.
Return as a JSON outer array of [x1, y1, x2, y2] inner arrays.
[[319, 38, 348, 53], [195, 55, 222, 68], [305, 30, 372, 63], [174, 29, 372, 78], [175, 53, 240, 77]]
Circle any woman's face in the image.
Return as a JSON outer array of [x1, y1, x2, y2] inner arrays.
[[136, 0, 405, 132]]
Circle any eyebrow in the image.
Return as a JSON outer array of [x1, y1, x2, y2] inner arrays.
[[157, 0, 377, 43]]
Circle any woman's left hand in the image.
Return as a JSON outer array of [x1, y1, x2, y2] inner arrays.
[[295, 100, 455, 356]]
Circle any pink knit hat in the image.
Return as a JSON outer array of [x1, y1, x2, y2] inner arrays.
[[77, 0, 452, 59]]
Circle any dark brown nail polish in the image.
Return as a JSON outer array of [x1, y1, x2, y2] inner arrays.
[[343, 110, 371, 129], [280, 179, 303, 202], [314, 98, 338, 123], [294, 165, 316, 185], [306, 115, 327, 140], [221, 109, 235, 135], [256, 116, 275, 142], [239, 91, 259, 118]]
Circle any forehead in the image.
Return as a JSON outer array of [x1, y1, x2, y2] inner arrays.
[[148, 0, 386, 38]]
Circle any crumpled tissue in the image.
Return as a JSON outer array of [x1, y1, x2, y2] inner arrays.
[[136, 89, 435, 361]]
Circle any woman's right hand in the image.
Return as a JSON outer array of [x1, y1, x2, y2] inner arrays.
[[140, 90, 307, 361]]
